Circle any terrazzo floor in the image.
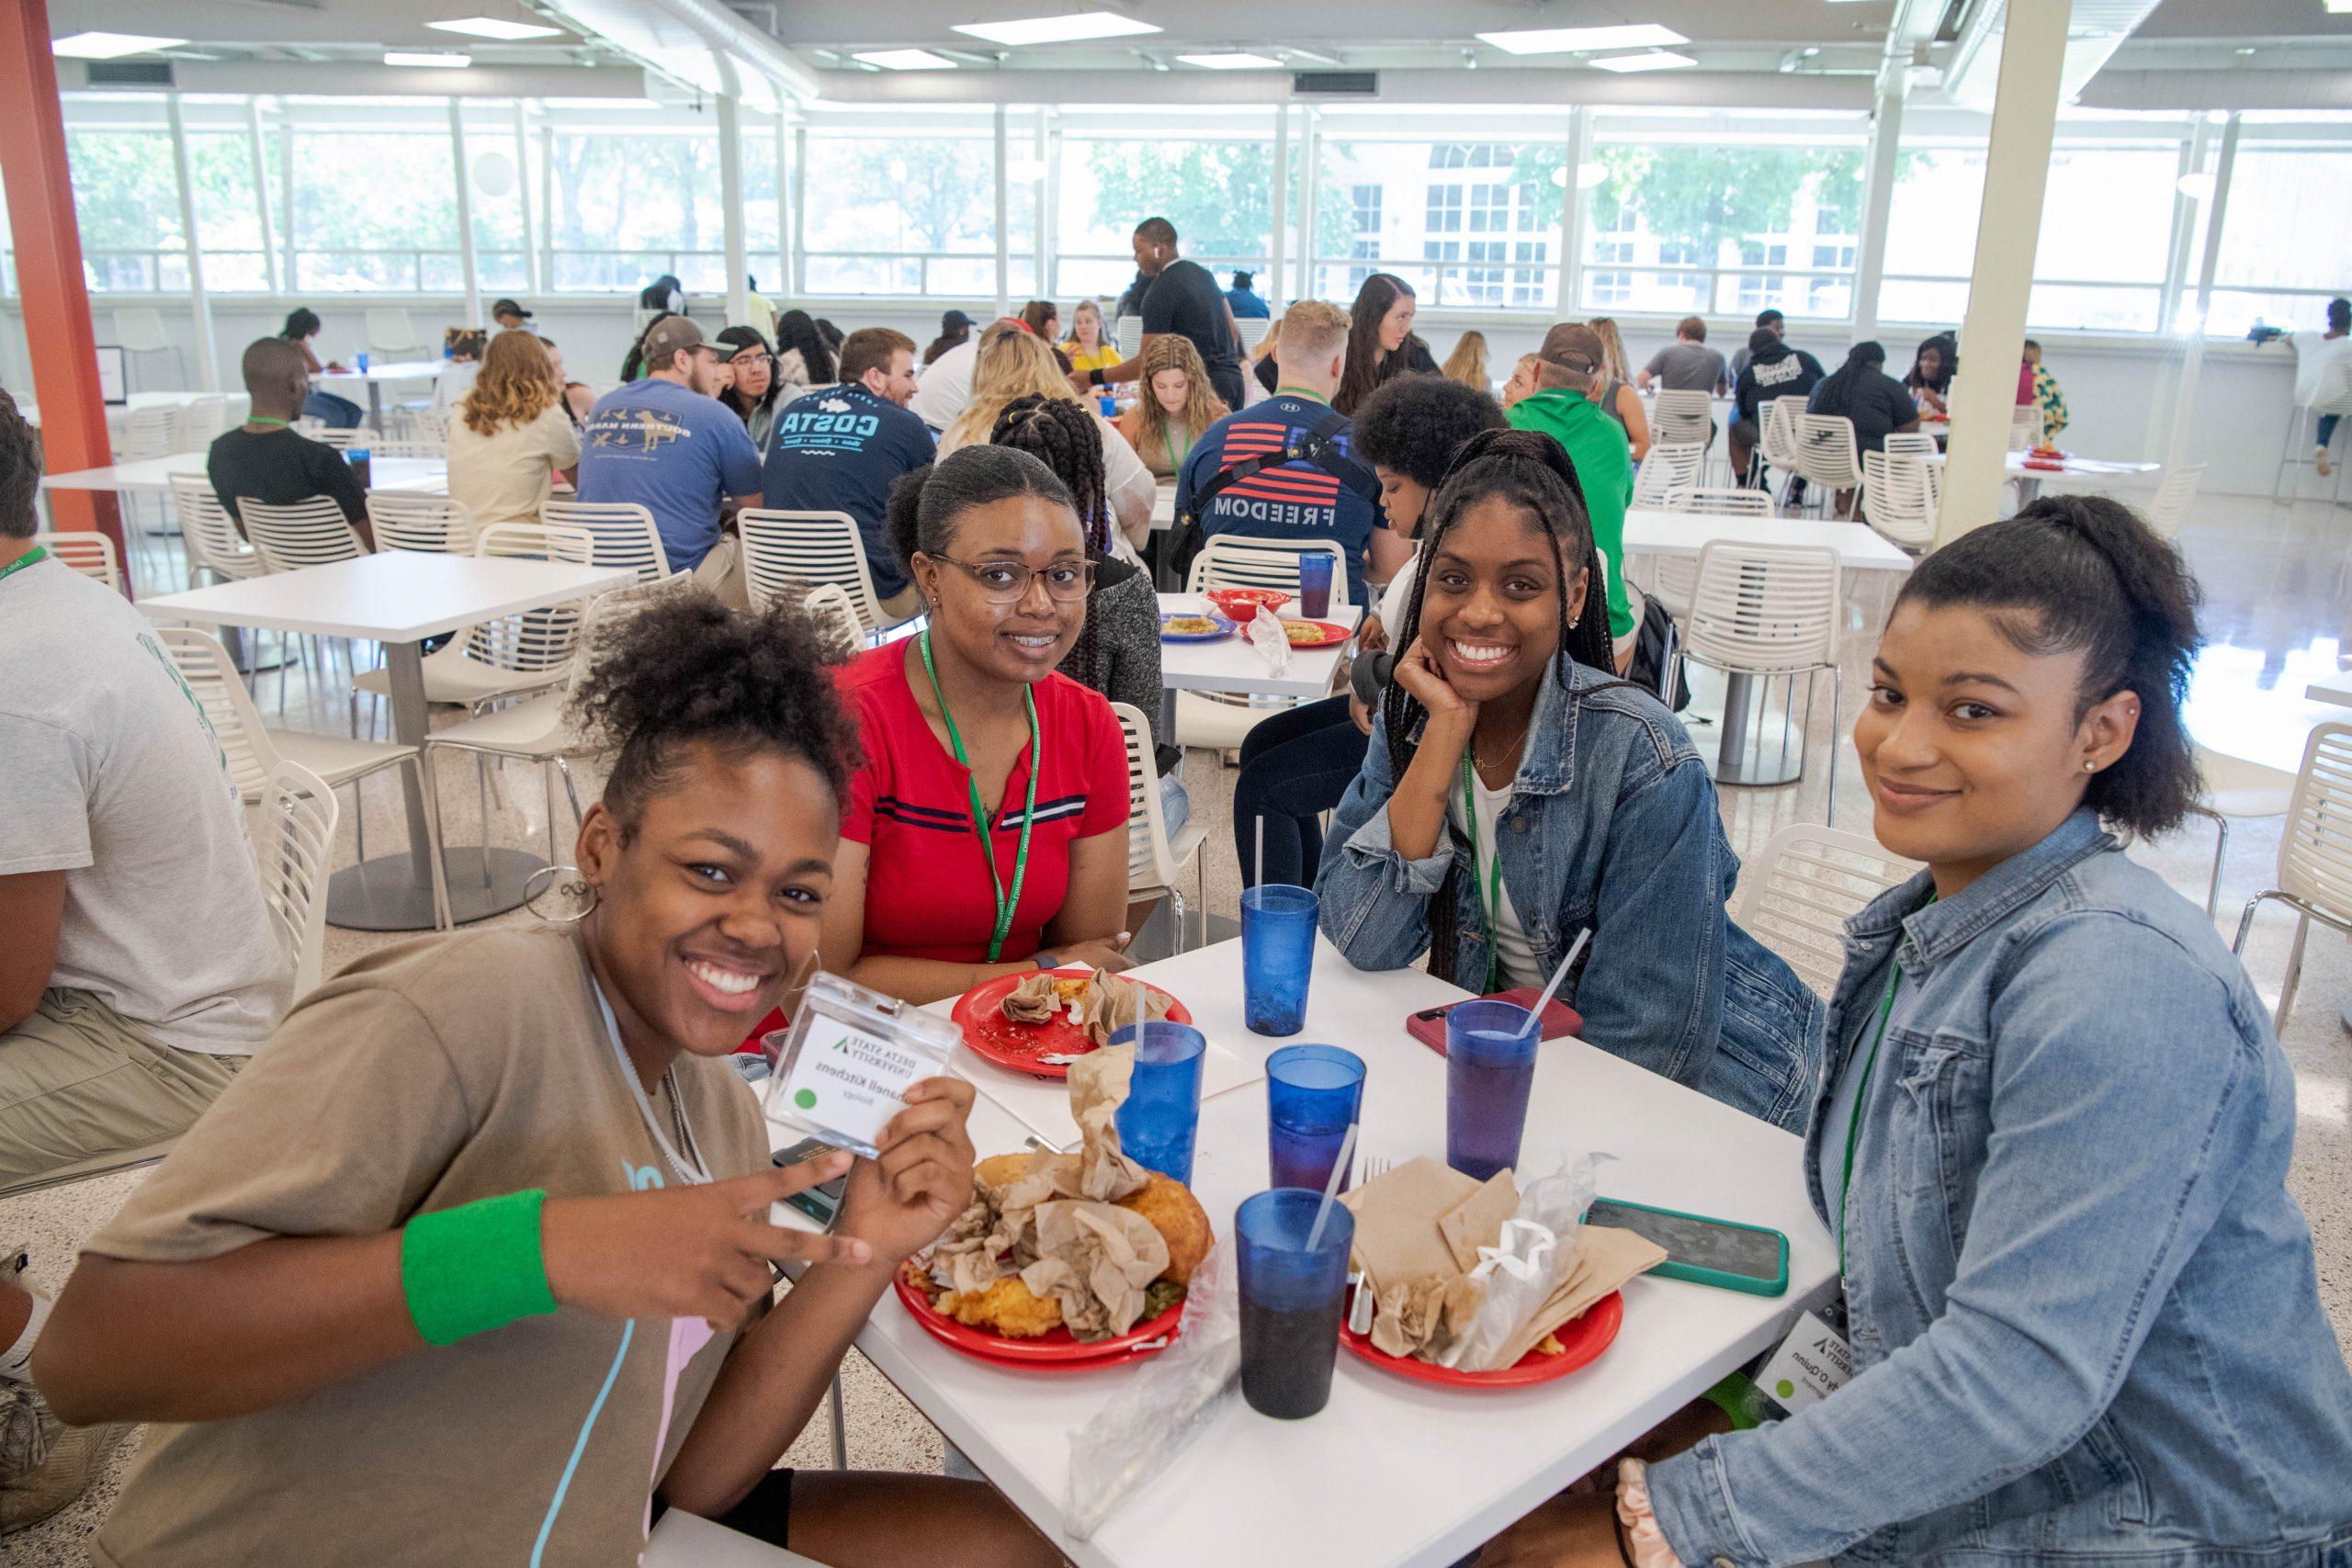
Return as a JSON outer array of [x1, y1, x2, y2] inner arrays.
[[8, 481, 2352, 1561]]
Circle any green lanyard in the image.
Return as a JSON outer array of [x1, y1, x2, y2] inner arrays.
[[1161, 424, 1183, 477], [245, 416, 295, 428], [916, 631, 1041, 964], [0, 545, 49, 586], [1836, 903, 1929, 1274], [1457, 752, 1507, 994]]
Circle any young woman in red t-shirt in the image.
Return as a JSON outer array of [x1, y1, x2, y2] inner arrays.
[[820, 446, 1137, 1005]]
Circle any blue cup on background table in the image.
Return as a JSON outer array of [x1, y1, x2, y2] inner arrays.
[[355, 351, 370, 372], [1295, 552, 1334, 619], [1111, 1021, 1206, 1183], [1445, 998, 1538, 1181], [1266, 1045, 1363, 1192], [1237, 1189, 1354, 1419], [1240, 884, 1318, 1036]]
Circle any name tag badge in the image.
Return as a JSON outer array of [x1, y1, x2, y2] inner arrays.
[[1752, 1305, 1855, 1417], [763, 971, 960, 1159]]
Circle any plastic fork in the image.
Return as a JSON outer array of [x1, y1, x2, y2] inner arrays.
[[1347, 1154, 1393, 1336]]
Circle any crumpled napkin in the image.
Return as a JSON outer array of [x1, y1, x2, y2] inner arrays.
[[1023, 1201, 1170, 1338], [1243, 604, 1293, 675], [998, 969, 1174, 1047]]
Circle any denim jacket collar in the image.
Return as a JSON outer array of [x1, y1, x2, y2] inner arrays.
[[1846, 808, 2115, 975], [1409, 657, 1599, 799]]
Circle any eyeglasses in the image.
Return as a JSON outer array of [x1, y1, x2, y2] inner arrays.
[[926, 552, 1094, 604], [733, 353, 773, 369]]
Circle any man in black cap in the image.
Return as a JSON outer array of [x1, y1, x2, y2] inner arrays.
[[490, 299, 531, 332], [576, 316, 762, 603]]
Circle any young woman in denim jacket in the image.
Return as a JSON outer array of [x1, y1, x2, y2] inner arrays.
[[1316, 429, 1823, 1130], [1480, 497, 2352, 1568]]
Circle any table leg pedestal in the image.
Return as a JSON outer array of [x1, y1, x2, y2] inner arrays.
[[323, 640, 462, 931], [1708, 671, 1808, 787]]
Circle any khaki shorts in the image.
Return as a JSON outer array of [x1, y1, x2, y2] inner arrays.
[[0, 989, 244, 1194], [693, 536, 752, 610]]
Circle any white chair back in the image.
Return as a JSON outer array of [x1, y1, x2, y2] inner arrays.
[[2276, 722, 2352, 934], [172, 396, 229, 454], [1649, 389, 1713, 447], [539, 500, 673, 584], [2007, 404, 2043, 453], [476, 522, 596, 565], [1186, 535, 1352, 608], [1677, 487, 1772, 516], [240, 497, 365, 572], [1114, 316, 1144, 361], [31, 530, 121, 592], [1648, 487, 1771, 615], [1110, 701, 1183, 894], [254, 760, 339, 997], [1792, 414, 1862, 493], [1758, 396, 1804, 474], [1236, 317, 1272, 352], [310, 427, 376, 451], [155, 627, 281, 800], [1631, 443, 1706, 509], [112, 307, 170, 353], [737, 509, 892, 629], [116, 404, 178, 463], [1883, 431, 1939, 463], [369, 493, 475, 555], [1683, 541, 1842, 673], [799, 583, 866, 654], [168, 475, 266, 583], [2143, 462, 2206, 543], [461, 523, 599, 676], [366, 308, 424, 355], [1860, 449, 1938, 553], [2312, 358, 2352, 419], [1735, 825, 1920, 998]]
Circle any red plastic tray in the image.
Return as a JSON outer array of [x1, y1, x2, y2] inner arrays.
[[1278, 619, 1351, 649], [950, 967, 1192, 1079], [893, 1269, 1183, 1367], [1339, 1291, 1623, 1388]]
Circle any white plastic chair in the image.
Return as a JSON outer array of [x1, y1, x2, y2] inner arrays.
[[171, 396, 229, 454], [1649, 389, 1713, 450], [2008, 404, 2043, 454], [1114, 316, 1144, 361], [1111, 701, 1207, 952], [2187, 743, 2298, 919], [1883, 431, 1939, 463], [114, 403, 178, 464], [1679, 487, 1772, 516], [239, 496, 366, 572], [2233, 720, 2352, 1026], [367, 308, 424, 355], [2143, 462, 2206, 544], [112, 306, 183, 389], [1682, 541, 1845, 820], [31, 530, 121, 592], [1646, 487, 1772, 619], [310, 427, 378, 452], [1753, 395, 1803, 499], [1235, 317, 1272, 353], [158, 627, 453, 929], [168, 474, 264, 587], [540, 499, 673, 584], [738, 508, 894, 630], [352, 523, 594, 724], [368, 493, 475, 555], [1792, 414, 1862, 519], [2274, 359, 2352, 502], [1860, 449, 1939, 555], [1734, 824, 1920, 998], [252, 760, 340, 997], [1631, 443, 1706, 510], [799, 582, 866, 654], [1185, 536, 1351, 607]]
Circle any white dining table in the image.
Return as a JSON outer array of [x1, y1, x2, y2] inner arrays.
[[18, 389, 251, 430], [773, 936, 1837, 1568], [1920, 446, 2161, 506], [39, 451, 448, 498], [1154, 591, 1361, 739], [137, 552, 634, 931], [313, 358, 448, 426]]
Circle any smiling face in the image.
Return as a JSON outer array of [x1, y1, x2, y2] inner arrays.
[[1856, 600, 2141, 895], [864, 347, 919, 407], [1150, 367, 1190, 415], [577, 745, 839, 1060], [915, 493, 1090, 685], [1379, 291, 1417, 354], [1374, 463, 1431, 540], [1917, 346, 1944, 381], [1419, 495, 1586, 703]]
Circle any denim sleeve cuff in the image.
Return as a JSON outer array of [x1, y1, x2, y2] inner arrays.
[[1646, 1440, 1759, 1568], [1339, 797, 1455, 897]]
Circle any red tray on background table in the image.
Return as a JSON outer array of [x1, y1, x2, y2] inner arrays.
[[894, 1268, 1184, 1368], [950, 967, 1192, 1079], [1340, 1292, 1623, 1388]]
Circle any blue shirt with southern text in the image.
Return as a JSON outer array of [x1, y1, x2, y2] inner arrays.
[[759, 384, 936, 600], [575, 378, 762, 572]]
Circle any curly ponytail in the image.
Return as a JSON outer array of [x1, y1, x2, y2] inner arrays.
[[989, 394, 1114, 679]]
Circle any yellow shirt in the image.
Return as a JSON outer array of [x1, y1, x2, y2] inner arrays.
[[1067, 342, 1124, 375]]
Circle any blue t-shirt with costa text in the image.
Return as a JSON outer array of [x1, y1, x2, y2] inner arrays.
[[760, 385, 937, 600], [1174, 393, 1384, 604], [575, 378, 762, 573]]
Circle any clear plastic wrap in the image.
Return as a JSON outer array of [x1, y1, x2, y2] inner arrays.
[[1063, 1238, 1240, 1540], [1443, 1150, 1598, 1371], [1242, 605, 1294, 675]]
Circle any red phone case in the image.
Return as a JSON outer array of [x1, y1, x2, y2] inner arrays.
[[1406, 987, 1584, 1055]]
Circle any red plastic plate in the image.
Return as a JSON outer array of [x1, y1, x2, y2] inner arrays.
[[950, 967, 1192, 1079], [1278, 619, 1351, 649], [1339, 1291, 1623, 1388], [893, 1269, 1184, 1367]]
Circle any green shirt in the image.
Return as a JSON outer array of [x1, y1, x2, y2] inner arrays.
[[1505, 388, 1637, 639]]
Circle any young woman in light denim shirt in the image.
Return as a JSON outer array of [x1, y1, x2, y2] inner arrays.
[[1316, 429, 1822, 1129], [1480, 497, 2352, 1567]]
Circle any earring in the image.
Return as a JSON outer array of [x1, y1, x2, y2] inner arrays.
[[525, 864, 600, 922], [2084, 760, 2097, 773]]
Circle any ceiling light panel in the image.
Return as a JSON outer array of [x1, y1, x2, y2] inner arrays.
[[1589, 51, 1699, 73], [1475, 25, 1687, 56], [1176, 51, 1283, 69], [385, 51, 474, 68], [952, 12, 1164, 46], [52, 31, 186, 59], [853, 49, 958, 70], [425, 16, 565, 39]]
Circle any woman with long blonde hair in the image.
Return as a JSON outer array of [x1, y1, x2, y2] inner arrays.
[[447, 329, 580, 531], [1118, 333, 1228, 479], [1441, 331, 1489, 390], [940, 329, 1157, 551], [1583, 316, 1652, 460]]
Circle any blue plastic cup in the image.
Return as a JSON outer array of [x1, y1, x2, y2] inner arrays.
[[1266, 1045, 1364, 1193], [1445, 998, 1538, 1181], [1295, 552, 1335, 618], [1241, 884, 1318, 1037], [355, 351, 370, 373], [1098, 392, 1117, 418], [1111, 1021, 1206, 1183], [1237, 1189, 1354, 1419]]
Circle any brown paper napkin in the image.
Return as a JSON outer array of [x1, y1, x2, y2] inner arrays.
[[1491, 1225, 1668, 1370]]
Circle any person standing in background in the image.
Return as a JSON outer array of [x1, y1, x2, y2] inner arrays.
[[1072, 218, 1246, 410], [2024, 340, 2070, 441]]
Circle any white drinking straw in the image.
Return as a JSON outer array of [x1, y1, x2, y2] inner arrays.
[[1254, 815, 1265, 890], [1305, 1121, 1360, 1253], [1518, 928, 1592, 1040]]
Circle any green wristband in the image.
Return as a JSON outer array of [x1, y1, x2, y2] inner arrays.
[[1701, 1371, 1765, 1431], [400, 1189, 560, 1346]]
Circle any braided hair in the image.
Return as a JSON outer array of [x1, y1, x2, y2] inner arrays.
[[1379, 427, 1619, 985], [989, 393, 1114, 682]]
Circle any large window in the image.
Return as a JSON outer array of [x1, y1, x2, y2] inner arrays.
[[546, 122, 722, 293], [1317, 138, 1555, 308], [1056, 130, 1274, 299], [806, 131, 1000, 297], [2209, 138, 2352, 336], [287, 124, 459, 292], [1577, 141, 1862, 317], [66, 127, 187, 292]]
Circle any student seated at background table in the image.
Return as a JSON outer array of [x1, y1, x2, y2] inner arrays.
[[33, 589, 1058, 1568], [1637, 315, 1731, 397], [536, 334, 598, 427], [713, 326, 782, 452], [925, 308, 975, 369], [1333, 273, 1440, 418], [207, 335, 373, 549], [1730, 326, 1827, 498], [1316, 429, 1822, 1132], [1500, 353, 1541, 409], [1581, 317, 1652, 463], [1724, 307, 1785, 385], [771, 310, 838, 400], [937, 330, 1156, 558], [1805, 341, 1921, 517], [1442, 330, 1490, 391], [445, 330, 580, 533], [1118, 332, 1228, 480], [1235, 372, 1504, 892], [2024, 337, 2070, 441], [1175, 299, 1400, 606], [1904, 331, 1958, 416], [1060, 299, 1120, 378], [1504, 325, 1638, 671], [1475, 496, 2352, 1568], [820, 447, 1138, 1007], [280, 307, 361, 429]]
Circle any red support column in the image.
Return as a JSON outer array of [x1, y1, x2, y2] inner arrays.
[[0, 0, 127, 570]]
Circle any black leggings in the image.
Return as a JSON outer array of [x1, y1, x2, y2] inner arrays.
[[1232, 695, 1371, 890]]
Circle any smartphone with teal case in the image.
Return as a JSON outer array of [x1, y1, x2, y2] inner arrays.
[[1585, 1196, 1789, 1296]]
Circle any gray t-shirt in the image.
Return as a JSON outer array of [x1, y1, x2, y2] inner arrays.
[[1644, 341, 1729, 394], [0, 557, 289, 1054]]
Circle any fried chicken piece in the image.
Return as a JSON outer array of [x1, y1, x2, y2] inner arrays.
[[935, 1275, 1065, 1338], [1116, 1173, 1215, 1286], [973, 1152, 1039, 1195]]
